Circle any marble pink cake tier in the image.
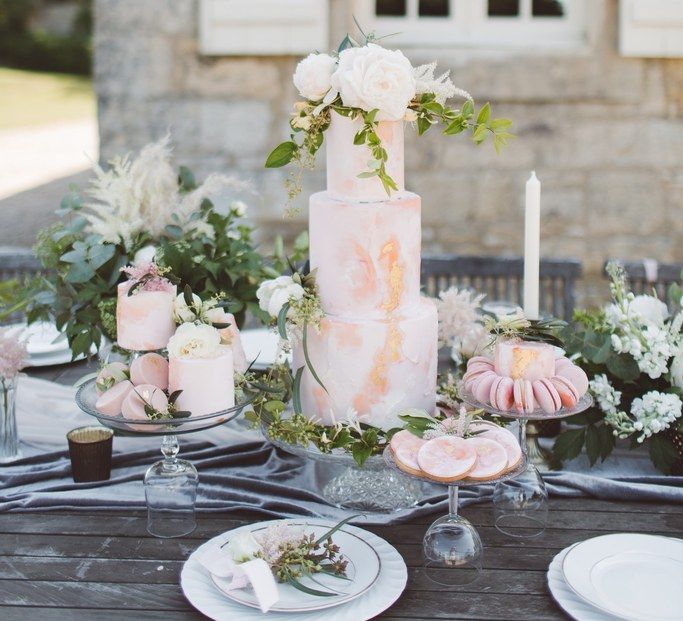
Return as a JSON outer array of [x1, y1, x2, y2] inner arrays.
[[326, 112, 404, 202], [309, 190, 421, 318], [116, 283, 176, 351], [168, 347, 235, 416], [294, 299, 438, 431], [494, 339, 556, 381]]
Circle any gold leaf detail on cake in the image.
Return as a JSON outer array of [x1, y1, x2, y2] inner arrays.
[[511, 347, 539, 379], [379, 239, 404, 313]]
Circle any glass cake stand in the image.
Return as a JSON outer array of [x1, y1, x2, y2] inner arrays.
[[265, 428, 423, 513], [76, 378, 255, 538], [461, 390, 593, 538], [384, 446, 528, 586]]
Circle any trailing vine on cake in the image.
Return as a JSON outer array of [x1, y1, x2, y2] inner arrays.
[[265, 25, 513, 216]]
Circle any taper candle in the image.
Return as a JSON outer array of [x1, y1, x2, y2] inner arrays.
[[523, 171, 540, 320]]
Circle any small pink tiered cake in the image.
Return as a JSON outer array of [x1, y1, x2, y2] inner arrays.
[[116, 264, 176, 351], [463, 338, 589, 414], [167, 323, 235, 416], [296, 112, 438, 431]]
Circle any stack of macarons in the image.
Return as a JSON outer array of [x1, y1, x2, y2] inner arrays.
[[389, 422, 523, 483], [462, 339, 589, 415], [94, 353, 170, 426]]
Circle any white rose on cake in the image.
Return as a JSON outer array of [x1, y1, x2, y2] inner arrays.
[[133, 245, 157, 266], [330, 43, 416, 121], [257, 276, 305, 318], [293, 52, 337, 101], [167, 323, 221, 359]]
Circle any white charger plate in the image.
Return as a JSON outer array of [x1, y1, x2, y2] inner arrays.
[[240, 328, 291, 370], [181, 521, 407, 621], [562, 534, 683, 621], [211, 521, 381, 612], [548, 544, 622, 621]]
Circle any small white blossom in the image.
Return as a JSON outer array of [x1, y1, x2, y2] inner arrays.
[[630, 391, 682, 442], [231, 200, 248, 217], [413, 62, 462, 105], [589, 374, 621, 416]]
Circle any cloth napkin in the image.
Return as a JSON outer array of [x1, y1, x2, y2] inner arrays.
[[1, 376, 681, 522]]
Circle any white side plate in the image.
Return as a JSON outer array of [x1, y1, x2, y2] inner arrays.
[[562, 533, 683, 621]]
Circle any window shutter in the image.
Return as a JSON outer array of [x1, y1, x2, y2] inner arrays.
[[199, 0, 329, 55], [620, 0, 683, 57]]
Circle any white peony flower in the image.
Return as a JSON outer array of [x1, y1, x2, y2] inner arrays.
[[256, 276, 305, 318], [167, 323, 221, 359], [225, 531, 262, 563], [628, 295, 669, 326], [330, 43, 416, 121], [293, 52, 337, 101], [133, 245, 156, 266], [173, 292, 202, 323]]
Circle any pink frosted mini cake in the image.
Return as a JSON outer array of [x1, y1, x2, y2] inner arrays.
[[116, 263, 176, 351], [463, 338, 589, 415], [167, 323, 235, 416]]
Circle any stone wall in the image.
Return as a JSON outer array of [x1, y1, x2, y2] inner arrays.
[[93, 0, 683, 306]]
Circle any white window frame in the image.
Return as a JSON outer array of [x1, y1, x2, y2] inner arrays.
[[353, 0, 588, 51]]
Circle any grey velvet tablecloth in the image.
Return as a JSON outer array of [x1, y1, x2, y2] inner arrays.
[[1, 377, 681, 523]]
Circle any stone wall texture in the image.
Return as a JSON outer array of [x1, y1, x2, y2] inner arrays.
[[93, 0, 683, 306]]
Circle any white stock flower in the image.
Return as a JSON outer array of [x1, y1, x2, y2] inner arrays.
[[167, 323, 221, 359], [589, 374, 621, 416], [133, 245, 156, 266], [256, 276, 305, 318], [173, 292, 202, 323], [630, 391, 682, 442], [225, 531, 261, 563], [669, 343, 683, 389], [330, 43, 416, 121], [628, 295, 669, 326], [293, 52, 337, 101], [231, 200, 247, 217]]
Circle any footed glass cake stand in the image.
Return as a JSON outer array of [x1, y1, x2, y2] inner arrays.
[[76, 378, 255, 538], [461, 391, 593, 538], [384, 446, 527, 586], [265, 427, 423, 513]]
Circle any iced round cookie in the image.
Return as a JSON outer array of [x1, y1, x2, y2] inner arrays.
[[469, 422, 523, 472], [130, 353, 169, 390], [465, 437, 508, 481], [95, 380, 134, 417], [390, 429, 426, 476], [417, 436, 477, 483]]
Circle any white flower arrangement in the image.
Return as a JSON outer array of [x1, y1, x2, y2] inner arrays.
[[435, 287, 487, 361], [554, 261, 683, 473], [266, 28, 512, 214]]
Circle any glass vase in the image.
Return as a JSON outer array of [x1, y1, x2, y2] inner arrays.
[[0, 376, 20, 463]]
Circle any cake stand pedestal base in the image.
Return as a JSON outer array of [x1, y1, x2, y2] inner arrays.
[[314, 458, 422, 513]]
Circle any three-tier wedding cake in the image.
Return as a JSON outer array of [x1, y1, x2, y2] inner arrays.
[[294, 113, 438, 431]]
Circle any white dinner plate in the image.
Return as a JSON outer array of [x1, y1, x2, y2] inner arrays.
[[548, 544, 623, 621], [181, 520, 407, 621], [7, 321, 69, 356], [562, 534, 683, 621], [240, 328, 292, 370], [211, 521, 381, 612]]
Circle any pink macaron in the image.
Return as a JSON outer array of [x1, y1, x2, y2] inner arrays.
[[513, 378, 535, 414], [550, 376, 580, 408], [532, 378, 562, 414], [471, 370, 498, 403], [555, 358, 589, 396], [490, 376, 514, 410], [95, 380, 134, 416], [130, 353, 169, 390], [121, 384, 169, 421]]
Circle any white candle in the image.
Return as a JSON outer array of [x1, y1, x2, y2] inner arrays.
[[523, 171, 541, 320]]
